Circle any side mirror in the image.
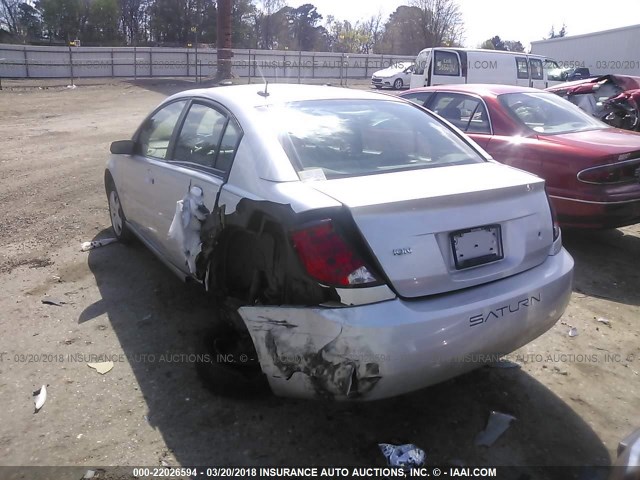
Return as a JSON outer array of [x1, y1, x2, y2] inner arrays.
[[110, 140, 136, 155]]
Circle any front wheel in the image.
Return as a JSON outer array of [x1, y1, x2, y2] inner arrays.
[[393, 78, 403, 90], [106, 178, 133, 243]]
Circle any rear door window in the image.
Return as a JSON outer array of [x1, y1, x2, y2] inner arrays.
[[401, 92, 433, 106], [215, 119, 242, 173], [430, 93, 491, 133], [434, 51, 460, 76], [172, 103, 227, 169], [516, 58, 529, 79], [530, 58, 544, 80]]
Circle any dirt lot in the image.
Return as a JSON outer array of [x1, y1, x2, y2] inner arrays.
[[0, 80, 638, 479]]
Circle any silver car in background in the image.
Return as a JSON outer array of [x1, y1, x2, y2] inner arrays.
[[106, 84, 574, 401]]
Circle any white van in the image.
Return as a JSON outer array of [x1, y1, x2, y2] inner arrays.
[[410, 48, 563, 89]]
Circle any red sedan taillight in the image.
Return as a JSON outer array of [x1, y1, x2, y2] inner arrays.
[[545, 188, 560, 241], [290, 220, 379, 287], [577, 158, 640, 184]]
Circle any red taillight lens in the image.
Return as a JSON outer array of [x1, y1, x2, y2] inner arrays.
[[545, 189, 560, 241], [577, 160, 640, 184], [290, 220, 378, 287]]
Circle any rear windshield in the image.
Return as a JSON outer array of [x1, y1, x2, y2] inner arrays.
[[499, 92, 606, 134], [258, 99, 484, 179]]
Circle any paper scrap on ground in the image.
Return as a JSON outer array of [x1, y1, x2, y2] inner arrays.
[[33, 385, 47, 413], [81, 238, 118, 252], [87, 361, 114, 375], [475, 411, 516, 446], [378, 443, 426, 469]]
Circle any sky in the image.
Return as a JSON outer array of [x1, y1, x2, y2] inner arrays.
[[286, 0, 640, 50]]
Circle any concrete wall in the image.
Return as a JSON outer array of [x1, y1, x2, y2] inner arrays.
[[0, 44, 414, 80], [531, 24, 640, 76]]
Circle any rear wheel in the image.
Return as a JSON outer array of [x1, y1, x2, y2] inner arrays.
[[195, 306, 270, 398], [393, 78, 403, 90], [106, 176, 133, 243]]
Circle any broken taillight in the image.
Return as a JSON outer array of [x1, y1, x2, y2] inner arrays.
[[290, 220, 379, 287], [577, 158, 640, 184]]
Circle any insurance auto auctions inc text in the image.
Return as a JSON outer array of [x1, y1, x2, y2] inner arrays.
[[241, 467, 497, 477]]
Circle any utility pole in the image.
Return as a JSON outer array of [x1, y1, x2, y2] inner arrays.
[[216, 0, 233, 81]]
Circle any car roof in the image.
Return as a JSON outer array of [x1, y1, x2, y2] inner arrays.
[[166, 83, 404, 109], [405, 84, 547, 97], [547, 74, 640, 92]]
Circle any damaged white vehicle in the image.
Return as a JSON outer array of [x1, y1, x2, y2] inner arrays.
[[106, 84, 574, 401]]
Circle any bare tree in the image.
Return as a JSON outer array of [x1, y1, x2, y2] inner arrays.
[[410, 0, 464, 47], [360, 12, 382, 54], [119, 0, 147, 44], [0, 0, 20, 34]]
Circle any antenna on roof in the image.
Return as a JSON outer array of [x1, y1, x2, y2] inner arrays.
[[256, 64, 269, 97], [258, 80, 269, 97]]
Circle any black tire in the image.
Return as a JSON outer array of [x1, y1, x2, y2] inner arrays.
[[105, 175, 134, 243], [393, 78, 403, 90]]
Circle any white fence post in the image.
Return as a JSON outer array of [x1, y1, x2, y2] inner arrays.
[[69, 46, 74, 86]]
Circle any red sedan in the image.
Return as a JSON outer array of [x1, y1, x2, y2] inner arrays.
[[399, 84, 640, 229]]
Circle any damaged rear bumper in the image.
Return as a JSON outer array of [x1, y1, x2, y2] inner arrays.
[[239, 249, 574, 401]]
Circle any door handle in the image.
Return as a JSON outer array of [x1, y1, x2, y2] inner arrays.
[[145, 168, 155, 185]]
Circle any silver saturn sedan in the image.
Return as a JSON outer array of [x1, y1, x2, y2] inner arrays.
[[105, 84, 574, 401]]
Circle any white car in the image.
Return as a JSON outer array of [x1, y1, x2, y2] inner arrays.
[[106, 84, 574, 401], [371, 62, 414, 90]]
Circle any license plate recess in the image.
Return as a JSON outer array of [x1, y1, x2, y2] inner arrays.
[[451, 225, 503, 269]]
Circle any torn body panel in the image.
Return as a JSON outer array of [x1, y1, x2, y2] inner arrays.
[[194, 197, 395, 307], [238, 247, 573, 401], [167, 186, 210, 274], [548, 75, 640, 131]]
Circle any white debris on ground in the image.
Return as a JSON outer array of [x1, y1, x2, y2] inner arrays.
[[33, 385, 47, 413], [81, 238, 118, 252], [378, 443, 426, 469], [87, 362, 114, 375]]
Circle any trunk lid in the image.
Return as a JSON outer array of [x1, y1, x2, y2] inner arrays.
[[541, 128, 640, 157], [310, 163, 554, 298]]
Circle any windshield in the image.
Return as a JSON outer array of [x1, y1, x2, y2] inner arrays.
[[544, 59, 563, 82], [258, 99, 484, 179], [499, 92, 606, 134]]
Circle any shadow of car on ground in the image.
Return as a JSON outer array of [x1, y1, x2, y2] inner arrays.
[[80, 228, 611, 475], [563, 229, 640, 307]]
